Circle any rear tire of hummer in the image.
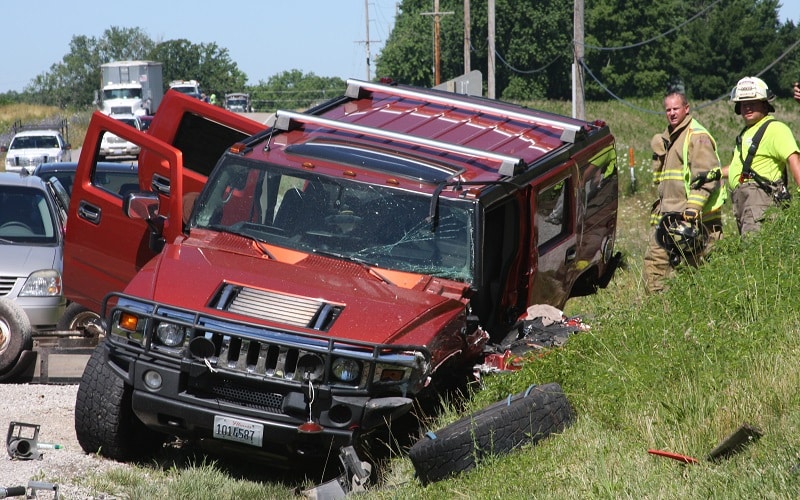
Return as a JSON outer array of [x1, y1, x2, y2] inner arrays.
[[0, 298, 33, 374], [75, 344, 166, 460], [407, 382, 575, 485]]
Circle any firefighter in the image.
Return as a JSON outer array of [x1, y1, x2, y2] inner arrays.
[[723, 76, 800, 235], [644, 91, 725, 293]]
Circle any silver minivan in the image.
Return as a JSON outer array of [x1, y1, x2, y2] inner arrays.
[[0, 171, 66, 376]]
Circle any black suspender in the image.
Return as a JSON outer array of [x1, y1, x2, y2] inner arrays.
[[736, 120, 782, 188]]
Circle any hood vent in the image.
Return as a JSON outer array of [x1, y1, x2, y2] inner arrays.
[[211, 283, 341, 331]]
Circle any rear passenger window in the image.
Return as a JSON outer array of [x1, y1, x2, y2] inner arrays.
[[536, 178, 570, 247]]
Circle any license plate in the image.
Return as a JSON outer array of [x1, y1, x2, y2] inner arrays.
[[213, 416, 264, 447]]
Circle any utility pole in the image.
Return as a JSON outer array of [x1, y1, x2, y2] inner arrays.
[[422, 1, 454, 86], [572, 0, 585, 119], [357, 0, 381, 80], [464, 0, 470, 74], [488, 0, 495, 99], [365, 0, 371, 80]]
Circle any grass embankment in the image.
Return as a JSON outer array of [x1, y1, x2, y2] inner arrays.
[[5, 98, 800, 497], [375, 98, 800, 498]]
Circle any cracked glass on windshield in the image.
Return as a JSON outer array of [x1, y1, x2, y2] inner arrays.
[[190, 159, 475, 282]]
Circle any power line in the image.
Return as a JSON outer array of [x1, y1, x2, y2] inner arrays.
[[580, 0, 722, 52], [580, 33, 800, 115]]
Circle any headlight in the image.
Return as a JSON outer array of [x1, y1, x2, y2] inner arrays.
[[331, 358, 361, 382], [19, 270, 62, 297], [155, 321, 187, 347]]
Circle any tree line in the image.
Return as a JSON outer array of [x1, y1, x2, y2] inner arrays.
[[376, 0, 800, 101], [2, 1, 798, 111]]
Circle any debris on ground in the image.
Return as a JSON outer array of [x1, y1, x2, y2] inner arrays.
[[474, 304, 592, 377]]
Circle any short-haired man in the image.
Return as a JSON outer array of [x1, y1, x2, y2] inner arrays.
[[643, 92, 725, 293], [724, 76, 800, 235]]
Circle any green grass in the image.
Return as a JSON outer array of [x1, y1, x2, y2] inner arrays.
[[7, 98, 800, 497]]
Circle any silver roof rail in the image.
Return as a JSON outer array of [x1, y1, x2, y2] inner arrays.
[[345, 79, 583, 144], [274, 110, 526, 177]]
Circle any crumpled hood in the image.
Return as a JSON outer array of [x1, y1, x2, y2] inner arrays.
[[127, 234, 470, 347], [0, 244, 60, 277]]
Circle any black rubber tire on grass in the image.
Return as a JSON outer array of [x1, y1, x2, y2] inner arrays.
[[75, 344, 165, 460], [0, 298, 33, 374], [408, 382, 575, 485]]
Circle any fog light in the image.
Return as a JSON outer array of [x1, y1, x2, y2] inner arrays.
[[143, 370, 162, 389], [332, 358, 360, 382], [297, 354, 324, 382]]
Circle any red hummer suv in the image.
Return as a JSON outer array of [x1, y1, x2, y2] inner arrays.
[[64, 81, 619, 465]]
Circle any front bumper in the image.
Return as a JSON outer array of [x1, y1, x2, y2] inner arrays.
[[106, 342, 416, 458], [13, 295, 66, 330]]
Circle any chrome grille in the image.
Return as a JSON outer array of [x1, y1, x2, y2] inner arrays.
[[0, 276, 17, 296], [211, 334, 308, 382], [14, 156, 44, 167]]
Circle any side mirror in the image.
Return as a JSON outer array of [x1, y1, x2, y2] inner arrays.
[[123, 191, 165, 253], [123, 191, 160, 221]]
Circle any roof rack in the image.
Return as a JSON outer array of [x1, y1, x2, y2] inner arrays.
[[344, 79, 584, 144], [273, 110, 526, 177]]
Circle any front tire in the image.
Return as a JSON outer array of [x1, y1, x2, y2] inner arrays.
[[408, 382, 575, 484], [0, 299, 33, 374], [75, 344, 165, 460], [57, 303, 102, 337]]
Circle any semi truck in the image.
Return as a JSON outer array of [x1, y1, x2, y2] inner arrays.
[[224, 92, 252, 112], [98, 61, 164, 116], [64, 82, 620, 469]]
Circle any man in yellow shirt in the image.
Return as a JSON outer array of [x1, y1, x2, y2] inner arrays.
[[724, 77, 800, 235]]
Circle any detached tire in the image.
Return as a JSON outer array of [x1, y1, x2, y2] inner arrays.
[[408, 382, 575, 485], [57, 303, 102, 337], [0, 299, 33, 374], [75, 344, 165, 460]]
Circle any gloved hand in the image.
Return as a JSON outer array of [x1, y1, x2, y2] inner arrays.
[[682, 208, 699, 222]]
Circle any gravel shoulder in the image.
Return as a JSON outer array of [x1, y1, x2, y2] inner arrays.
[[0, 383, 124, 499]]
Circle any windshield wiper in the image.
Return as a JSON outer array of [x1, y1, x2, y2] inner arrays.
[[312, 250, 394, 285], [207, 223, 275, 260]]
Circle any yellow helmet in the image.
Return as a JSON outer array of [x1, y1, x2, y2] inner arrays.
[[730, 76, 775, 114]]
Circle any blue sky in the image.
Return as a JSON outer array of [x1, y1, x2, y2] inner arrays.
[[0, 0, 398, 92], [1, 1, 798, 93]]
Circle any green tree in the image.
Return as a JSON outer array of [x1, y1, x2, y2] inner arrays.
[[26, 27, 154, 108], [376, 0, 574, 100], [377, 0, 800, 101], [249, 70, 345, 112], [149, 40, 247, 98], [664, 0, 789, 99]]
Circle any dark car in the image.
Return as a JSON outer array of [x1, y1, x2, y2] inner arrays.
[[33, 162, 138, 198], [139, 115, 154, 132]]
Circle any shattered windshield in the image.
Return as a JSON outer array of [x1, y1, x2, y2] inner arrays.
[[190, 159, 475, 282]]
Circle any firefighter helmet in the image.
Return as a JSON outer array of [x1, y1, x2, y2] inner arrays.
[[655, 212, 707, 266], [730, 76, 775, 114]]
